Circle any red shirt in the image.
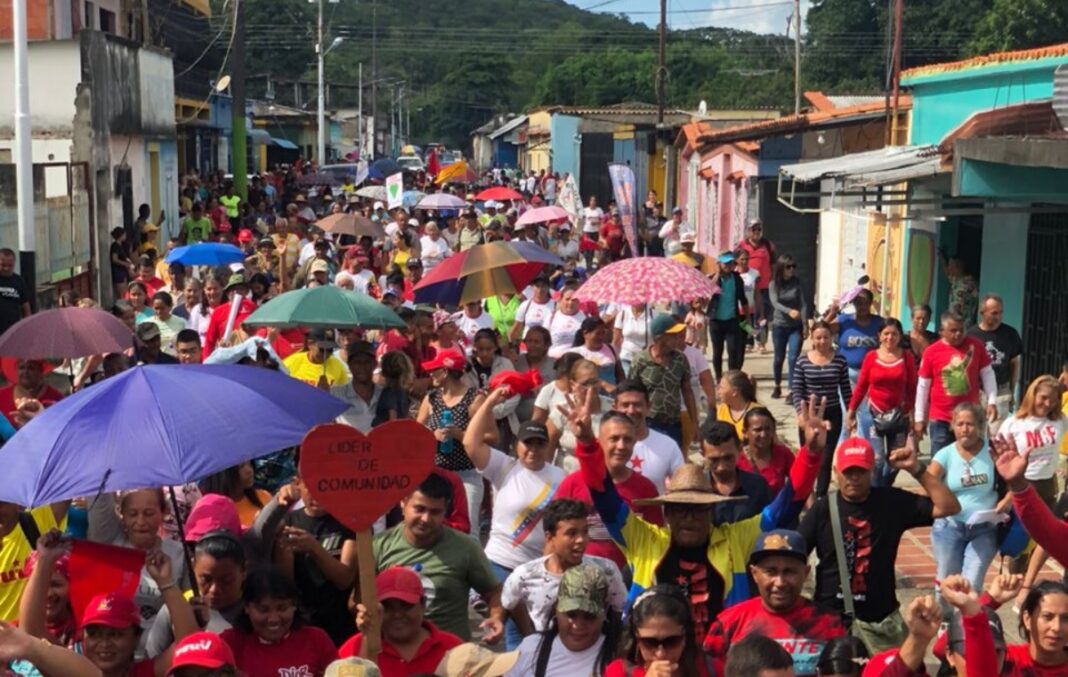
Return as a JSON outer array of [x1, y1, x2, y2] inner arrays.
[[849, 350, 917, 414], [338, 621, 463, 677], [0, 384, 63, 428], [203, 297, 258, 356], [703, 597, 846, 677], [606, 658, 711, 677], [736, 443, 795, 495], [554, 470, 663, 571], [221, 626, 336, 677], [130, 660, 155, 677], [600, 223, 625, 255], [737, 239, 775, 290], [132, 276, 165, 297], [918, 337, 992, 422]]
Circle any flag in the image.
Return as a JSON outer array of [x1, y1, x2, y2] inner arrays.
[[386, 172, 404, 210], [353, 160, 369, 186], [427, 150, 440, 177], [67, 540, 145, 627], [608, 163, 639, 257], [557, 174, 580, 231]]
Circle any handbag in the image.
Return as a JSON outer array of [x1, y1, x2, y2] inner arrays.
[[871, 407, 907, 437]]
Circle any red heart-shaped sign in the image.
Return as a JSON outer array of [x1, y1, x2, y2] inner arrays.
[[299, 421, 437, 532]]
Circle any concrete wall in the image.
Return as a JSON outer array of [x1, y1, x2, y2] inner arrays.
[[979, 210, 1028, 332], [550, 114, 581, 185], [0, 40, 81, 135]]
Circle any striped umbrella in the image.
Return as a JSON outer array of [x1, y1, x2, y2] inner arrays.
[[574, 257, 716, 306], [413, 241, 563, 305]]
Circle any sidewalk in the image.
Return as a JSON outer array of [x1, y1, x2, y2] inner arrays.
[[739, 348, 1062, 645]]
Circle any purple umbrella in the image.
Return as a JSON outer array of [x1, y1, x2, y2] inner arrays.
[[0, 364, 349, 507], [415, 193, 466, 210], [0, 307, 132, 358]]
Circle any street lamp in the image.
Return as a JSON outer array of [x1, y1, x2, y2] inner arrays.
[[314, 0, 341, 166]]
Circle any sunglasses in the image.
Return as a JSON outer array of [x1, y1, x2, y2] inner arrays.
[[637, 635, 686, 652], [785, 264, 797, 270]]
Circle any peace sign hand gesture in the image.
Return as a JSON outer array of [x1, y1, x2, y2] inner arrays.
[[556, 386, 597, 444]]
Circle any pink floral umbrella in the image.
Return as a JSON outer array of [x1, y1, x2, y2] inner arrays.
[[516, 205, 570, 226], [575, 257, 716, 306]]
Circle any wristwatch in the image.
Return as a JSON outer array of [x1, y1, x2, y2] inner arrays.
[[910, 462, 928, 479]]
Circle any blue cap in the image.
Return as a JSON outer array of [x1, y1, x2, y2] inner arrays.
[[749, 529, 807, 564], [650, 313, 686, 338], [718, 252, 736, 264]]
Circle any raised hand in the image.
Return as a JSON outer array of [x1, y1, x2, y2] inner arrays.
[[940, 575, 981, 616], [798, 395, 830, 452], [888, 434, 920, 475], [988, 573, 1023, 605], [145, 549, 174, 589], [990, 434, 1030, 490], [904, 594, 942, 643], [556, 386, 597, 443], [35, 529, 70, 564]]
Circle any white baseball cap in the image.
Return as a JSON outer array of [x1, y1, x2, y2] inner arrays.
[[373, 201, 384, 210]]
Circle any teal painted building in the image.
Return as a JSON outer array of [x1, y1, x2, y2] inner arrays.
[[899, 45, 1068, 380]]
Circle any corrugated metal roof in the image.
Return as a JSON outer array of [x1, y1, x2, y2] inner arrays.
[[826, 95, 886, 108], [488, 115, 528, 140], [779, 145, 941, 184]]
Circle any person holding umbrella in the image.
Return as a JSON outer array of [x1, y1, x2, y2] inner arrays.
[[283, 329, 350, 389]]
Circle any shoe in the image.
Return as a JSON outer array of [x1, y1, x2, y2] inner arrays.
[[771, 385, 782, 399]]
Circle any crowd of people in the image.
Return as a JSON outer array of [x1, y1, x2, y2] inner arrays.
[[0, 159, 1066, 677]]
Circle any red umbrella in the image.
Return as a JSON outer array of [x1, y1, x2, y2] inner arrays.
[[475, 186, 524, 202], [0, 307, 132, 358]]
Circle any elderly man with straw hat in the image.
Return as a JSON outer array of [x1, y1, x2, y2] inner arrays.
[[561, 389, 831, 640]]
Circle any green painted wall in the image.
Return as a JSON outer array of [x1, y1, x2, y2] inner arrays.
[[979, 212, 1028, 332]]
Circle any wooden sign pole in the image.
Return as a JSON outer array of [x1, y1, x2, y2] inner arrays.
[[356, 529, 381, 663]]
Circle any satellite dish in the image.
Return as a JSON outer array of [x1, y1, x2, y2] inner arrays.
[[215, 75, 232, 92], [698, 100, 708, 115]]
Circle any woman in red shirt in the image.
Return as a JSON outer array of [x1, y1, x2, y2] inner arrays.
[[846, 319, 916, 487], [737, 408, 795, 495], [220, 568, 336, 677], [606, 585, 710, 677]]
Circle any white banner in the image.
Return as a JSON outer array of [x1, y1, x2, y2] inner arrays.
[[558, 173, 580, 230], [386, 172, 404, 210]]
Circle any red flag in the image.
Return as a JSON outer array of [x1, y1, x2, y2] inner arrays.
[[427, 150, 440, 177], [67, 540, 145, 627]]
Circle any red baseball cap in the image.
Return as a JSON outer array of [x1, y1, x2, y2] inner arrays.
[[421, 350, 466, 374], [835, 437, 876, 473], [377, 567, 423, 605], [184, 494, 243, 542], [81, 593, 140, 630], [237, 228, 254, 244], [167, 632, 236, 675]]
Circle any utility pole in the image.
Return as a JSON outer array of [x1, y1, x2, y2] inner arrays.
[[793, 0, 801, 114], [656, 0, 666, 125], [888, 0, 905, 145], [357, 63, 363, 160], [371, 3, 377, 158], [12, 0, 35, 308], [231, 0, 247, 198], [316, 0, 325, 165]]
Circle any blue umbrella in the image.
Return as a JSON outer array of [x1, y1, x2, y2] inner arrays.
[[368, 158, 402, 180], [0, 365, 348, 508], [165, 243, 246, 267], [402, 190, 426, 208]]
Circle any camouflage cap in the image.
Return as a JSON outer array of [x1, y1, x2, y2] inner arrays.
[[324, 657, 382, 677], [556, 563, 609, 616]]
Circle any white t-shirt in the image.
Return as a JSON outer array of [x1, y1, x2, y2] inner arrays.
[[681, 344, 710, 413], [506, 635, 606, 677], [332, 383, 382, 434], [554, 238, 580, 260], [515, 299, 556, 336], [535, 382, 569, 417], [480, 449, 566, 570], [997, 416, 1068, 481], [455, 311, 495, 349], [547, 311, 586, 357], [740, 269, 759, 306], [582, 206, 604, 233], [615, 307, 652, 363], [630, 428, 684, 494], [501, 555, 627, 631], [349, 269, 375, 295], [419, 236, 452, 273]]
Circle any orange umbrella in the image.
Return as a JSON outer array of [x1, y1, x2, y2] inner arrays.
[[435, 160, 477, 186]]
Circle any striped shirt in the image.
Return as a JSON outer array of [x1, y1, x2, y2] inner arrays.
[[790, 353, 852, 411]]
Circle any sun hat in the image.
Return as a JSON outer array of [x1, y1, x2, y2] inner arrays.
[[223, 273, 248, 293], [680, 232, 696, 244], [136, 322, 161, 342], [633, 464, 744, 507], [435, 643, 519, 677], [325, 657, 382, 677], [167, 632, 236, 675], [310, 259, 330, 275]]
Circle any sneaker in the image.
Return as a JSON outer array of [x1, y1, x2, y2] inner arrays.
[[771, 385, 782, 399]]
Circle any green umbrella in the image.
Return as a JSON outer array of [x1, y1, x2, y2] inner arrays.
[[241, 285, 407, 330]]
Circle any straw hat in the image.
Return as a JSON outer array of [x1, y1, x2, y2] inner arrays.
[[632, 463, 744, 506]]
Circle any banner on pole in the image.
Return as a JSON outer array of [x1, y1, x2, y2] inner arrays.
[[558, 173, 580, 231], [386, 172, 404, 210], [608, 163, 638, 256]]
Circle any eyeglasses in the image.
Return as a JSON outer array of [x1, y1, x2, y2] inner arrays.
[[637, 635, 686, 652], [785, 264, 797, 270]]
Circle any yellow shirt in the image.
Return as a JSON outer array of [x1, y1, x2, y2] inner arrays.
[[0, 507, 60, 621], [672, 251, 703, 270], [283, 351, 351, 388], [219, 194, 241, 218], [716, 402, 757, 443], [1060, 391, 1068, 455]]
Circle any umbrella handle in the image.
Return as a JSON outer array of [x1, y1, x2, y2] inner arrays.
[[167, 486, 200, 601]]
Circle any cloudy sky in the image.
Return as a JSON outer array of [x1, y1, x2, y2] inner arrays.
[[563, 0, 810, 36]]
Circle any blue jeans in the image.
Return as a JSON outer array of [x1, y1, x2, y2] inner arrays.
[[931, 518, 998, 595], [929, 421, 955, 457], [490, 561, 524, 650], [771, 325, 801, 387]]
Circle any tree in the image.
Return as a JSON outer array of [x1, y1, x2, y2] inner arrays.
[[968, 0, 1068, 55]]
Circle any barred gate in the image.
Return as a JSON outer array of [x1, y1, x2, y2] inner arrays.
[[1022, 212, 1068, 383]]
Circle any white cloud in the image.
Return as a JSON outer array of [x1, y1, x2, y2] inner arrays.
[[690, 0, 810, 35]]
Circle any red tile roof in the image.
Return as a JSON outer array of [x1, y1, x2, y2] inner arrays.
[[901, 43, 1068, 80], [696, 98, 909, 146]]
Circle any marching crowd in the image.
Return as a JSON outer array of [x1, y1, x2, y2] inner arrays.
[[0, 161, 1066, 677]]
